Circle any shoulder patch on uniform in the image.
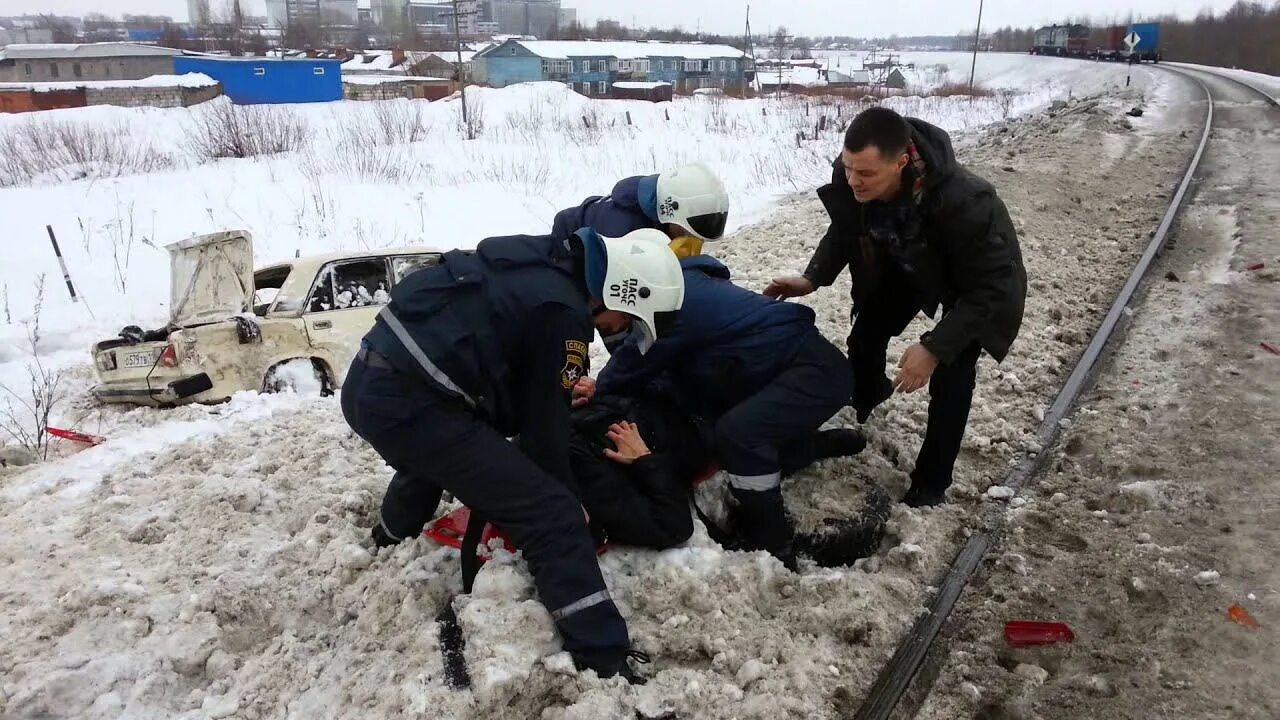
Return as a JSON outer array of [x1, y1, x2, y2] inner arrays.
[[561, 340, 588, 390]]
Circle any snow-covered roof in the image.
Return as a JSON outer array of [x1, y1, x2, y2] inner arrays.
[[0, 43, 183, 61], [341, 53, 397, 72], [494, 40, 746, 61], [612, 81, 671, 89], [0, 73, 217, 92], [342, 74, 450, 85], [428, 51, 475, 64]]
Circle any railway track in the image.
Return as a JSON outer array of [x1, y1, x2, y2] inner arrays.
[[848, 64, 1279, 720]]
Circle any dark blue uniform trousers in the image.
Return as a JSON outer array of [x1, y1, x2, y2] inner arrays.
[[714, 330, 854, 487], [341, 357, 630, 668]]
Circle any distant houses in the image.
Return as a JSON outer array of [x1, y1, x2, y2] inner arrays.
[[475, 39, 753, 98]]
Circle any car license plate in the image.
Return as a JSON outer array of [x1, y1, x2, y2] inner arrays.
[[123, 351, 154, 368]]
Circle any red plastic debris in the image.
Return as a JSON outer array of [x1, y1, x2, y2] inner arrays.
[[1228, 604, 1261, 629], [424, 505, 607, 559], [1262, 342, 1280, 357], [423, 506, 515, 560], [46, 427, 105, 446], [1246, 262, 1265, 272], [1004, 620, 1075, 647]]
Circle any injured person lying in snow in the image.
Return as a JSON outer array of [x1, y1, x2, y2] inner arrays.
[[568, 390, 892, 567]]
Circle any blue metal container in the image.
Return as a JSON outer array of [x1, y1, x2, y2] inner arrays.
[[174, 56, 342, 104]]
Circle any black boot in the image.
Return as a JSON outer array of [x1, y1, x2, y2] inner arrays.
[[795, 485, 892, 567], [854, 376, 894, 424], [810, 428, 867, 460], [901, 484, 947, 508], [576, 648, 651, 685], [730, 487, 797, 570], [371, 523, 401, 549]]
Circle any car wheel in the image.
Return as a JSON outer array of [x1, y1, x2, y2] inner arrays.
[[264, 358, 333, 397]]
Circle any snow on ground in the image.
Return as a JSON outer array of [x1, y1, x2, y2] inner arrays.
[[0, 60, 1185, 719]]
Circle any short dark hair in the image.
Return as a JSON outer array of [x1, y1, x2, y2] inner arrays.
[[843, 106, 911, 158]]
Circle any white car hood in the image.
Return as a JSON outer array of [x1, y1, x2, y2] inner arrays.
[[167, 231, 255, 328]]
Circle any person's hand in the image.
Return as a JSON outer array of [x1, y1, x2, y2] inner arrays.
[[763, 275, 816, 300], [571, 376, 596, 408], [894, 343, 939, 394], [603, 421, 651, 464]]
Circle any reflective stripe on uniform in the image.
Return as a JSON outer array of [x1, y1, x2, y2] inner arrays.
[[726, 471, 782, 491], [378, 512, 403, 542], [377, 306, 477, 409], [550, 589, 612, 621]]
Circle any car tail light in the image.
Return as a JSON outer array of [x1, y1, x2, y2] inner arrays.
[[96, 352, 117, 372], [158, 345, 179, 368]]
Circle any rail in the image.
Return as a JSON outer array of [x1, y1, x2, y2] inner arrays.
[[850, 65, 1237, 720]]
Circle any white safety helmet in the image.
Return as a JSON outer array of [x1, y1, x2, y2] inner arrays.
[[600, 229, 685, 354], [655, 162, 730, 242]]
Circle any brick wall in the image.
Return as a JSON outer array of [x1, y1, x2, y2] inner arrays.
[[83, 83, 223, 109], [343, 81, 449, 101]]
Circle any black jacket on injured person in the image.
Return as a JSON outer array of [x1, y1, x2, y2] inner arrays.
[[567, 392, 891, 566], [804, 118, 1027, 364]]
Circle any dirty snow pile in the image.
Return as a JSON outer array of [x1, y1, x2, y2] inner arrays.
[[0, 64, 1188, 719]]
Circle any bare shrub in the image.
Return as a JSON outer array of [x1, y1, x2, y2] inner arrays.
[[0, 117, 176, 187], [0, 276, 65, 461], [928, 81, 996, 98], [368, 100, 431, 145], [300, 138, 426, 185], [191, 99, 310, 159], [456, 90, 485, 139]]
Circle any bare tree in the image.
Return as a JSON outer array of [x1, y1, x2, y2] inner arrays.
[[0, 276, 65, 461]]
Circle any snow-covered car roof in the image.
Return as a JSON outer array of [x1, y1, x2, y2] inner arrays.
[[256, 246, 442, 277]]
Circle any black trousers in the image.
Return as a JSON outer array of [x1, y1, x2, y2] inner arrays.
[[848, 280, 981, 494], [340, 355, 629, 668], [714, 330, 854, 491]]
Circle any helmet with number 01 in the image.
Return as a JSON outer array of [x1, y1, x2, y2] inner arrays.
[[600, 229, 685, 354], [656, 162, 730, 242]]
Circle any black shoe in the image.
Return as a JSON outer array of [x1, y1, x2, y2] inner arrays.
[[371, 524, 401, 549], [901, 485, 947, 508], [854, 377, 894, 424], [811, 428, 867, 460], [795, 485, 892, 567], [594, 649, 651, 685]]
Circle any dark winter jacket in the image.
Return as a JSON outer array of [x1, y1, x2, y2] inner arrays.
[[597, 255, 820, 417], [803, 118, 1027, 363], [569, 394, 712, 549], [363, 233, 592, 487], [551, 174, 663, 240]]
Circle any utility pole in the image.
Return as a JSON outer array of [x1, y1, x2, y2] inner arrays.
[[968, 0, 984, 92], [738, 3, 752, 98], [444, 0, 478, 138], [773, 29, 792, 101]]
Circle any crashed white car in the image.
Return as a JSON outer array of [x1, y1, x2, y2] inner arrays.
[[90, 230, 441, 406]]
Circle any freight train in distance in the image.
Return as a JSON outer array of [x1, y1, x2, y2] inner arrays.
[[1030, 22, 1161, 63]]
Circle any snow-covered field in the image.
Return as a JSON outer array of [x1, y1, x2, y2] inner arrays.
[[0, 58, 1179, 719]]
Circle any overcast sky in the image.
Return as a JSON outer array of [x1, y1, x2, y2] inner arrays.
[[14, 0, 1243, 37]]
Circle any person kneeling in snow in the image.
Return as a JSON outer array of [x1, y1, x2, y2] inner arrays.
[[343, 227, 684, 682], [568, 391, 890, 565], [582, 252, 866, 570]]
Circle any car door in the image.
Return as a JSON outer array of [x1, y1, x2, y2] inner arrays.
[[302, 257, 394, 363]]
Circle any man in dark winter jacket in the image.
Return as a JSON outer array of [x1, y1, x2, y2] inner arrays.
[[591, 254, 862, 569], [342, 227, 683, 680], [568, 391, 890, 566], [765, 106, 1027, 508]]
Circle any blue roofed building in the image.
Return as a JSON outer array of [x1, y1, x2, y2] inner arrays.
[[474, 39, 753, 98]]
